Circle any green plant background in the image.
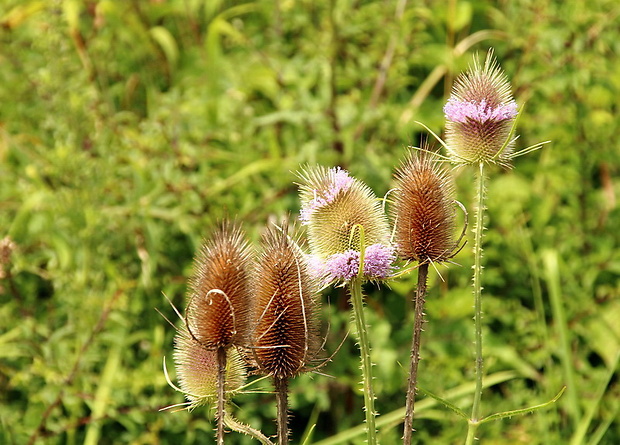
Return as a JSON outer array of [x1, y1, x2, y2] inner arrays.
[[1, 0, 618, 444]]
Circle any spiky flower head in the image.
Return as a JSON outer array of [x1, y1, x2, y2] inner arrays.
[[252, 222, 321, 379], [185, 221, 253, 349], [392, 151, 457, 263], [173, 324, 247, 410], [444, 51, 518, 167], [297, 166, 395, 284]]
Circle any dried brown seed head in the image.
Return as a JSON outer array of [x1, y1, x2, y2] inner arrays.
[[253, 223, 320, 379], [393, 152, 457, 263], [186, 221, 253, 349]]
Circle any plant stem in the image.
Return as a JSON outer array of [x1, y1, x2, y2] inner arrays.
[[403, 262, 429, 444], [224, 411, 275, 445], [465, 162, 487, 445], [349, 276, 378, 445], [274, 376, 290, 445], [216, 347, 227, 445]]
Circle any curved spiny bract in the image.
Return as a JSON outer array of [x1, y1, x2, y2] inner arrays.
[[253, 223, 320, 380], [393, 151, 457, 264], [186, 221, 253, 349]]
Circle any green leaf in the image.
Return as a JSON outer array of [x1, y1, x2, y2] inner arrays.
[[149, 26, 179, 69], [479, 386, 566, 425], [417, 386, 469, 419]]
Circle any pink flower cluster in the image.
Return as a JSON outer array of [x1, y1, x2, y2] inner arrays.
[[309, 243, 396, 283], [443, 98, 518, 123]]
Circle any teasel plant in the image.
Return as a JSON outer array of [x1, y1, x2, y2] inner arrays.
[[160, 222, 273, 445], [418, 50, 560, 444], [391, 148, 467, 444], [297, 166, 396, 445], [251, 221, 324, 445]]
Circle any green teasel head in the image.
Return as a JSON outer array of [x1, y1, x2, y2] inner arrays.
[[297, 165, 395, 284], [444, 51, 519, 167], [172, 324, 247, 410]]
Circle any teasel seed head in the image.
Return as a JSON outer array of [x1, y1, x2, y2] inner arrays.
[[444, 51, 518, 167], [392, 150, 457, 264], [252, 222, 321, 380], [297, 165, 395, 284], [185, 221, 253, 350], [173, 324, 247, 410]]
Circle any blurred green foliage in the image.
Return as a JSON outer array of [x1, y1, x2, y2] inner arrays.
[[1, 0, 619, 443]]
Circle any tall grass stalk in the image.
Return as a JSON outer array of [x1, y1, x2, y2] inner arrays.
[[543, 250, 581, 426]]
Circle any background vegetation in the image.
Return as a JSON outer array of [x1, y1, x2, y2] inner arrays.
[[1, 0, 618, 443]]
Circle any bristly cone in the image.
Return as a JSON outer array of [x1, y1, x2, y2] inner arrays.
[[444, 51, 518, 167], [392, 151, 457, 264], [186, 221, 253, 349], [252, 223, 321, 380], [298, 166, 391, 254]]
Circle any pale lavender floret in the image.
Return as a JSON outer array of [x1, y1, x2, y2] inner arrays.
[[300, 167, 353, 224], [363, 243, 396, 279], [306, 254, 327, 280], [444, 98, 518, 123], [324, 249, 360, 281], [320, 244, 394, 283], [325, 167, 354, 202]]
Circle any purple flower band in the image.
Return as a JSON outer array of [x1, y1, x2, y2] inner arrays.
[[311, 243, 396, 283], [444, 98, 518, 123], [325, 250, 361, 282]]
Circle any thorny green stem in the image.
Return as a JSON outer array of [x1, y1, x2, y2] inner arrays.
[[465, 162, 487, 445], [349, 276, 378, 445], [216, 347, 227, 445], [403, 263, 429, 444], [274, 376, 290, 445]]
